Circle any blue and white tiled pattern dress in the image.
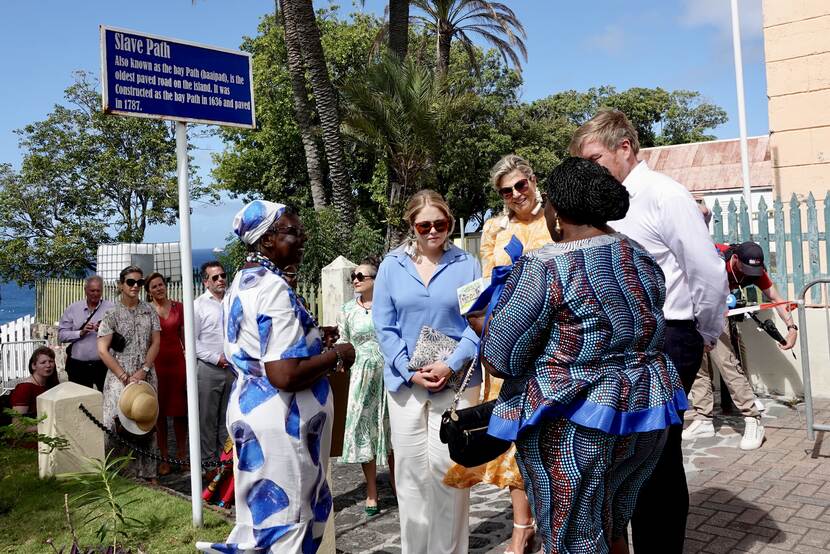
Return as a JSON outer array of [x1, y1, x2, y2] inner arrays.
[[200, 264, 332, 553]]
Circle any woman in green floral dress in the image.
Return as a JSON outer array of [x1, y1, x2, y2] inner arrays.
[[337, 257, 394, 516]]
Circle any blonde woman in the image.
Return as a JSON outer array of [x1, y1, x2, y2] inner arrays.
[[373, 190, 482, 553], [444, 154, 551, 554]]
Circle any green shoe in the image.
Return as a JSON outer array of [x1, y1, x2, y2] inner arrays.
[[365, 504, 380, 517]]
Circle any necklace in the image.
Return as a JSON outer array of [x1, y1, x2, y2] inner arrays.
[[246, 252, 282, 275], [356, 297, 372, 314]]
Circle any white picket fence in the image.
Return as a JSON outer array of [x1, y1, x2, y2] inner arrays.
[[0, 314, 46, 394]]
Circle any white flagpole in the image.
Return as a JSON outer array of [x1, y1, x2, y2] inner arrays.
[[731, 0, 752, 213], [176, 121, 203, 526]]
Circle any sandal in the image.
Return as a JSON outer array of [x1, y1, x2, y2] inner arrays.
[[505, 519, 537, 554], [364, 501, 380, 517]]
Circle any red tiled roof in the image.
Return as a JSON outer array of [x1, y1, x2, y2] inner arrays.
[[638, 136, 771, 193]]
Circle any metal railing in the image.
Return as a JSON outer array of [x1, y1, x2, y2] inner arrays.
[[796, 278, 830, 440]]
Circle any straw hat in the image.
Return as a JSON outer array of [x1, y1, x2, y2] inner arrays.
[[117, 381, 159, 435]]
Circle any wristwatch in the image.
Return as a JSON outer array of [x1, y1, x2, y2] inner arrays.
[[787, 324, 798, 331], [141, 366, 153, 375]]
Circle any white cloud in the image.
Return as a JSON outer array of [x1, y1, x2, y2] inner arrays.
[[583, 24, 628, 56], [681, 0, 764, 41]]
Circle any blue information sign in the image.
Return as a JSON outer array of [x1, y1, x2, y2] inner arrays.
[[100, 26, 255, 128]]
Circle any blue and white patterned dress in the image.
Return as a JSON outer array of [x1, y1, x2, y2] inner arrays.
[[199, 264, 332, 553]]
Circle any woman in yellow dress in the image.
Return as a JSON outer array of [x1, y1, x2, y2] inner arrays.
[[444, 154, 551, 554]]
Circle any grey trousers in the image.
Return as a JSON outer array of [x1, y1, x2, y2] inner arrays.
[[197, 359, 232, 462]]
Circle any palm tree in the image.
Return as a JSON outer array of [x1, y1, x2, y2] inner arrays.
[[281, 0, 354, 227], [411, 0, 527, 79], [343, 55, 462, 245], [389, 0, 410, 59], [277, 0, 326, 210]]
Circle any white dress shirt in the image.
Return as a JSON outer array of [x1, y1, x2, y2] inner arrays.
[[194, 290, 225, 366], [614, 161, 728, 346]]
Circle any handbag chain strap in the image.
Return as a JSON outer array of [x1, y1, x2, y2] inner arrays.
[[447, 358, 478, 421]]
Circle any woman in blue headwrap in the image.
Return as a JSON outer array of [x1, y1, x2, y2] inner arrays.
[[198, 200, 356, 553]]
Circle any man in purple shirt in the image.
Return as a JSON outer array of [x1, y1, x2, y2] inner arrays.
[[58, 275, 114, 391]]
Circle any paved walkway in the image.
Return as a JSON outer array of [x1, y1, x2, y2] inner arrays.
[[161, 398, 830, 553]]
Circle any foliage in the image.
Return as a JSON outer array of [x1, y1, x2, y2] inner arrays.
[[66, 452, 148, 551], [0, 446, 231, 553], [0, 409, 70, 453], [0, 72, 213, 284], [410, 0, 527, 77]]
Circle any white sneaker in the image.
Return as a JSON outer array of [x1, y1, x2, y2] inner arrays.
[[754, 398, 766, 412], [740, 417, 765, 450], [682, 419, 715, 440]]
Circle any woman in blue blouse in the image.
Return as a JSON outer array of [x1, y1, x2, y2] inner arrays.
[[373, 189, 481, 554], [482, 158, 686, 554]]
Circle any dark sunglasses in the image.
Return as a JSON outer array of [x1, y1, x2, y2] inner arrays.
[[270, 225, 306, 239], [413, 219, 449, 235], [498, 178, 530, 199], [350, 272, 375, 282], [125, 278, 145, 288], [209, 273, 227, 282]]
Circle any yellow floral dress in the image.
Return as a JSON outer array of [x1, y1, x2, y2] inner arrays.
[[444, 211, 552, 489]]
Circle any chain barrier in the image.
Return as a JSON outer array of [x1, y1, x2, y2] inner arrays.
[[78, 403, 230, 471]]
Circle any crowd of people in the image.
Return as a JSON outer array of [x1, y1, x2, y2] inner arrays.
[[11, 108, 802, 553]]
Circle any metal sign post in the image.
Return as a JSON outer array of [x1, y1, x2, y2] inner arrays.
[[100, 25, 255, 526]]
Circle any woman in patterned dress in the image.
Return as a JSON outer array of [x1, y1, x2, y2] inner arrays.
[[337, 256, 393, 517], [145, 272, 188, 475], [445, 154, 550, 554], [481, 158, 686, 554], [198, 200, 355, 553], [97, 265, 161, 481]]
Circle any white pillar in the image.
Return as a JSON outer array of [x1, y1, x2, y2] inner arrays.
[[731, 0, 752, 213], [37, 382, 104, 478], [320, 255, 357, 326]]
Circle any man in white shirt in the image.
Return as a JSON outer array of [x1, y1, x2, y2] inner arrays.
[[194, 261, 231, 473], [571, 109, 728, 554]]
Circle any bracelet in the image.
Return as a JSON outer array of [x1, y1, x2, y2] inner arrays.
[[332, 348, 344, 373]]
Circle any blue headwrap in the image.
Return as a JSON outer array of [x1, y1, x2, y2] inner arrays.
[[233, 200, 287, 245]]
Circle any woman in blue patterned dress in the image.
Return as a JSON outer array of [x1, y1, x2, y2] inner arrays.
[[198, 200, 356, 554], [481, 158, 687, 554]]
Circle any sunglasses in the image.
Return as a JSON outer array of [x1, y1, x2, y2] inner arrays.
[[350, 272, 375, 282], [125, 278, 145, 288], [413, 219, 449, 235], [270, 225, 306, 239], [209, 273, 227, 282], [498, 178, 530, 199]]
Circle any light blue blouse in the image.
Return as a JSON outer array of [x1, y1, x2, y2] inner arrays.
[[373, 243, 482, 392]]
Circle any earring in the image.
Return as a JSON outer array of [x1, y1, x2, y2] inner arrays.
[[555, 216, 562, 236]]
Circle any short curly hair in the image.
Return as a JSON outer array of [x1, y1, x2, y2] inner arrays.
[[545, 157, 629, 227]]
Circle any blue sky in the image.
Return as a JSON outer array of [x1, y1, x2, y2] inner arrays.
[[0, 0, 766, 249]]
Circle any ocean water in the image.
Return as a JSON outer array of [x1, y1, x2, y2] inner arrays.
[[0, 248, 220, 325]]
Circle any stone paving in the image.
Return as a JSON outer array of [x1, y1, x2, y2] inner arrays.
[[160, 397, 830, 553]]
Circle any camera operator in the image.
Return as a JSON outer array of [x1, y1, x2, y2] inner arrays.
[[683, 241, 797, 450]]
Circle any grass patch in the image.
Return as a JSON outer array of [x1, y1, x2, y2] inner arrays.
[[0, 447, 233, 553]]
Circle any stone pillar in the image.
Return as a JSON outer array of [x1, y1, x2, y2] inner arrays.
[[37, 381, 105, 478], [319, 255, 356, 553], [320, 255, 356, 326]]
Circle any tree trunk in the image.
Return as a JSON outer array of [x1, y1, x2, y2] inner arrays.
[[436, 25, 452, 80], [278, 0, 327, 211], [283, 0, 354, 227], [388, 0, 409, 59]]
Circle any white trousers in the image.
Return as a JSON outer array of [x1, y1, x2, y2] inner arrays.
[[387, 384, 480, 554]]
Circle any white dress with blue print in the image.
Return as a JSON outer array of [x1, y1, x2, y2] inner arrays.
[[198, 265, 332, 554]]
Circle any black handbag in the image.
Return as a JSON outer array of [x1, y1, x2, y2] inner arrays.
[[110, 331, 127, 353], [439, 361, 511, 468]]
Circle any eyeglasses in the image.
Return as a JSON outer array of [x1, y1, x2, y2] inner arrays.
[[413, 219, 449, 235], [125, 278, 145, 288], [270, 225, 306, 239], [498, 178, 530, 199], [350, 272, 375, 282], [209, 273, 227, 282]]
